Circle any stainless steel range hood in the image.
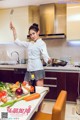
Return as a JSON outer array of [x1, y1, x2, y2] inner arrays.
[[40, 4, 55, 35], [39, 3, 66, 39], [27, 4, 66, 39], [39, 33, 66, 40]]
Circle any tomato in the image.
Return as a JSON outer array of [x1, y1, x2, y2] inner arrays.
[[1, 91, 7, 96], [22, 81, 27, 86], [0, 91, 7, 98], [0, 92, 3, 98]]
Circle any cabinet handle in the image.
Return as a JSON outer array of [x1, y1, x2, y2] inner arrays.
[[44, 84, 57, 87], [45, 77, 57, 80]]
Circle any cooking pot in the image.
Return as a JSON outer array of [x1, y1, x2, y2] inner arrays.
[[59, 60, 67, 66], [52, 59, 67, 67]]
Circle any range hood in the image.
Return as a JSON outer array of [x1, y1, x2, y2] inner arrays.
[[39, 3, 66, 39], [27, 33, 66, 40], [27, 4, 66, 39], [39, 33, 66, 40]]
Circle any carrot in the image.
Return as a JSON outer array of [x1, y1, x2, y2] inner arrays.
[[0, 93, 40, 107], [23, 93, 40, 101]]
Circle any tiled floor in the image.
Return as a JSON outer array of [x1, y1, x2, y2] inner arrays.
[[40, 101, 80, 120]]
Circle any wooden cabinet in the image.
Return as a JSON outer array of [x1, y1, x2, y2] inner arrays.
[[0, 68, 79, 102], [0, 69, 14, 83], [66, 72, 78, 102], [13, 69, 26, 83], [44, 70, 66, 100], [44, 70, 79, 102], [55, 4, 66, 34], [67, 4, 80, 41], [0, 69, 26, 83], [44, 71, 58, 100]]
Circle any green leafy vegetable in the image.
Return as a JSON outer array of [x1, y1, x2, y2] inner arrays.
[[0, 93, 29, 107]]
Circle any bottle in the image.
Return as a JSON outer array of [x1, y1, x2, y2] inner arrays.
[[29, 74, 36, 94]]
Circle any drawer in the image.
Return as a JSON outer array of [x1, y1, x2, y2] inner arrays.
[[45, 71, 58, 78], [44, 87, 58, 99], [44, 78, 57, 87]]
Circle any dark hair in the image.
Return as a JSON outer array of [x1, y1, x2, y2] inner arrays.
[[29, 23, 39, 32]]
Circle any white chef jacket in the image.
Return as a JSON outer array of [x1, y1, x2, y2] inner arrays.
[[15, 38, 50, 71]]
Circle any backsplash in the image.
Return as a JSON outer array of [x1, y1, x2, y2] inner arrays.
[[0, 39, 80, 63], [0, 44, 27, 63], [45, 39, 80, 63]]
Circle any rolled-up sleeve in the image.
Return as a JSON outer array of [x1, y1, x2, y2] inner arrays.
[[15, 38, 29, 48], [40, 42, 50, 63]]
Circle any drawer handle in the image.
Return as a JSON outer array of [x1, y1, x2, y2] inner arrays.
[[45, 77, 57, 80], [44, 84, 57, 87]]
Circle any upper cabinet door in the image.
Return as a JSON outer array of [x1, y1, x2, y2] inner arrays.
[[67, 4, 80, 41]]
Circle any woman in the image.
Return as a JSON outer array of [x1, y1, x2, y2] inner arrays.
[[10, 22, 52, 86]]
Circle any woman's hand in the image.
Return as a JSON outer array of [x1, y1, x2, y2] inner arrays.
[[48, 58, 52, 64], [10, 21, 17, 40], [10, 21, 15, 30]]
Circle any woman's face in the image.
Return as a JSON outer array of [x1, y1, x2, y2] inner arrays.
[[29, 29, 40, 41]]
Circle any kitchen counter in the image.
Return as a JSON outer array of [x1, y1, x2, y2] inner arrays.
[[0, 64, 80, 72], [0, 64, 27, 69], [0, 64, 79, 102], [44, 65, 80, 73]]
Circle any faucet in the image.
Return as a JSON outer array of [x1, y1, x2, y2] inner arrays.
[[11, 51, 20, 64]]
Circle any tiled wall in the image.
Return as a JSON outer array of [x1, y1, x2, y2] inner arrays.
[[0, 38, 80, 63], [45, 39, 80, 62], [0, 44, 27, 62]]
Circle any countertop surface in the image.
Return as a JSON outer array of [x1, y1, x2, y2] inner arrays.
[[0, 64, 80, 72], [0, 64, 27, 69], [44, 65, 80, 72]]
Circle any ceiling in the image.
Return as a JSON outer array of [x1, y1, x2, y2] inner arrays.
[[0, 0, 80, 8]]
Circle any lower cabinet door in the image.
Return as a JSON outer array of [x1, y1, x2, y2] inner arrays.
[[66, 73, 78, 102], [44, 72, 58, 100], [0, 69, 14, 83], [14, 69, 26, 83], [44, 85, 58, 100], [44, 71, 66, 100], [0, 69, 26, 83]]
